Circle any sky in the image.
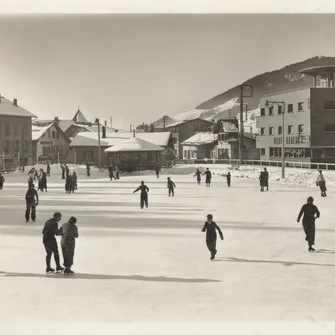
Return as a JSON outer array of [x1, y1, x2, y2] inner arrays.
[[1, 14, 335, 130]]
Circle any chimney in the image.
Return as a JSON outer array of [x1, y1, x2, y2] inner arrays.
[[110, 117, 113, 129], [54, 116, 59, 125], [104, 120, 107, 126], [102, 126, 106, 138], [13, 98, 18, 107]]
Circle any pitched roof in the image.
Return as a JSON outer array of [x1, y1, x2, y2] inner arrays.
[[58, 119, 76, 132], [181, 132, 218, 146], [0, 97, 36, 118], [166, 117, 214, 128], [73, 109, 90, 124], [69, 131, 132, 147], [136, 132, 171, 147], [105, 137, 164, 153], [218, 119, 239, 133], [31, 122, 71, 143]]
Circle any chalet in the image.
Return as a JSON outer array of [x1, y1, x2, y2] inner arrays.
[[181, 132, 218, 159]]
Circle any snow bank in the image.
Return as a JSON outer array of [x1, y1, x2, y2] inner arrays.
[[167, 163, 335, 189]]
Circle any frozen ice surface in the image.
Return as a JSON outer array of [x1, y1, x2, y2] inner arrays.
[[1, 168, 335, 333]]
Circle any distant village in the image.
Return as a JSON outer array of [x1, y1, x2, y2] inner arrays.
[[1, 64, 335, 171]]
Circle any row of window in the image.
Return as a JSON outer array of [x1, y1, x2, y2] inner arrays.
[[260, 102, 305, 116], [0, 124, 30, 136], [260, 124, 304, 136], [43, 129, 61, 140], [260, 147, 311, 158], [0, 141, 30, 153], [42, 145, 65, 155]]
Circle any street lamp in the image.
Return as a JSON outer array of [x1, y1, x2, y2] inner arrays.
[[265, 100, 286, 179]]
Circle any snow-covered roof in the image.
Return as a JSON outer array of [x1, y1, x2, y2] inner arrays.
[[136, 132, 171, 147], [0, 97, 36, 118], [181, 132, 218, 146], [166, 117, 214, 128], [73, 109, 90, 124], [218, 120, 239, 133], [31, 124, 53, 141], [105, 137, 164, 153]]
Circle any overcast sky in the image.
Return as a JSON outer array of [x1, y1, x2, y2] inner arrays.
[[0, 14, 335, 129]]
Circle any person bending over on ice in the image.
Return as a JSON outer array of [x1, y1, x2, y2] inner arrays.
[[42, 212, 64, 273], [167, 177, 176, 197], [133, 181, 149, 209], [297, 196, 320, 252], [316, 170, 327, 197], [57, 216, 79, 275], [201, 214, 223, 260], [193, 169, 202, 185], [0, 173, 5, 190], [25, 184, 39, 222], [203, 168, 212, 187]]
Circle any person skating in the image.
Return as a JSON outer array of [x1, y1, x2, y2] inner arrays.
[[86, 164, 90, 177], [133, 181, 149, 209], [61, 164, 65, 180], [203, 168, 212, 187], [72, 172, 78, 191], [46, 162, 51, 177], [65, 175, 73, 193], [263, 168, 269, 191], [38, 169, 47, 192], [297, 196, 320, 252], [0, 173, 5, 190], [167, 177, 176, 197], [316, 170, 327, 197], [65, 164, 70, 178], [25, 184, 39, 222], [115, 165, 120, 180], [223, 172, 231, 187], [108, 165, 116, 180], [57, 216, 79, 275], [259, 171, 265, 192], [28, 169, 35, 188], [201, 214, 224, 260], [194, 169, 202, 185], [42, 212, 64, 273], [155, 164, 161, 178]]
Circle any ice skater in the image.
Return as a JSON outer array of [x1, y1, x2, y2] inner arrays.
[[86, 164, 90, 177], [263, 168, 269, 191], [42, 212, 64, 273], [28, 169, 35, 188], [57, 216, 79, 275], [61, 164, 65, 179], [25, 184, 39, 222], [46, 162, 51, 177], [0, 173, 5, 190], [194, 169, 202, 185], [65, 164, 70, 178], [155, 164, 161, 178], [224, 172, 231, 187], [108, 165, 116, 180], [203, 168, 212, 187], [201, 214, 224, 260], [115, 165, 120, 180], [259, 171, 265, 192], [133, 181, 149, 209], [65, 175, 73, 193], [72, 172, 78, 191], [297, 196, 320, 252], [38, 169, 48, 192], [167, 177, 176, 197], [316, 170, 327, 197]]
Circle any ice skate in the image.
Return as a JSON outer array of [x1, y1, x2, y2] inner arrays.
[[210, 255, 215, 260], [56, 266, 64, 273], [64, 268, 74, 275], [46, 267, 55, 274], [309, 247, 315, 252]]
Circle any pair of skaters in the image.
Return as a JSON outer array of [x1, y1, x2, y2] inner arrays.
[[202, 196, 321, 260], [42, 212, 79, 274], [193, 168, 212, 187]]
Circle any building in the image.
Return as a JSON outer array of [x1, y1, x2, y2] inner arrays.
[[31, 121, 71, 164], [105, 137, 164, 171], [165, 118, 215, 159], [69, 129, 173, 166], [256, 65, 335, 163], [181, 132, 218, 159], [0, 96, 36, 169], [213, 119, 259, 160]]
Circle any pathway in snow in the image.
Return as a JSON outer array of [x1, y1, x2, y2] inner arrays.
[[1, 172, 335, 326]]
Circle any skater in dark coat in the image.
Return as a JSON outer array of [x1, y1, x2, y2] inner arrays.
[[46, 163, 51, 177], [203, 168, 212, 187], [25, 184, 39, 222], [43, 212, 64, 273], [259, 171, 265, 192], [0, 173, 5, 190], [28, 170, 35, 188], [194, 169, 202, 185], [297, 196, 320, 252], [155, 164, 161, 179], [167, 177, 176, 197], [65, 175, 73, 193], [72, 172, 78, 191], [65, 164, 70, 178], [38, 169, 47, 192], [224, 172, 231, 187], [115, 165, 120, 180], [86, 164, 90, 177], [316, 170, 327, 197], [201, 214, 224, 260], [263, 168, 269, 191], [61, 164, 65, 180], [133, 181, 150, 209], [108, 165, 116, 180], [57, 216, 78, 275]]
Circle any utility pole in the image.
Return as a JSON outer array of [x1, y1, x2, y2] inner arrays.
[[163, 115, 166, 131], [21, 123, 24, 172], [97, 118, 101, 170], [239, 85, 244, 165]]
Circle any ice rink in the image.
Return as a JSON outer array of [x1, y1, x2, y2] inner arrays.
[[1, 169, 335, 333]]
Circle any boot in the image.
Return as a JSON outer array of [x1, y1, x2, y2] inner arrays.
[[56, 265, 64, 272], [46, 267, 55, 274]]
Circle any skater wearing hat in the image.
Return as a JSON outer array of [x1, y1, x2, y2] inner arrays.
[[201, 214, 224, 260], [297, 196, 320, 252], [167, 177, 176, 197], [133, 181, 150, 209]]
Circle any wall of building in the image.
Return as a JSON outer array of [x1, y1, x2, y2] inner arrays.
[[257, 89, 311, 160], [0, 115, 33, 168], [69, 146, 109, 166]]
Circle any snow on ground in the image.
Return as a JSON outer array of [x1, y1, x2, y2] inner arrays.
[[1, 168, 335, 334]]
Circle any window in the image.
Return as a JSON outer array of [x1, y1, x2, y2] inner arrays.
[[278, 105, 282, 114], [4, 124, 9, 136], [85, 151, 93, 159], [43, 147, 47, 154], [298, 102, 304, 112], [48, 130, 51, 138], [261, 148, 266, 156], [57, 131, 60, 139], [14, 141, 20, 152], [52, 131, 56, 139], [269, 106, 274, 116], [269, 148, 274, 156], [287, 104, 293, 113], [4, 141, 9, 153], [183, 150, 187, 158], [324, 101, 335, 110], [325, 124, 335, 132], [278, 126, 282, 135], [298, 124, 305, 134], [288, 125, 293, 135], [260, 108, 265, 116], [260, 127, 265, 135], [269, 127, 275, 135], [13, 124, 18, 135]]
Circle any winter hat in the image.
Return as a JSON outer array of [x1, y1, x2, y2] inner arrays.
[[307, 196, 314, 203], [69, 216, 77, 224], [207, 214, 213, 219]]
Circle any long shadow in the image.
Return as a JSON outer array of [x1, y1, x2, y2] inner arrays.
[[2, 272, 220, 283], [316, 249, 335, 254], [219, 256, 335, 268]]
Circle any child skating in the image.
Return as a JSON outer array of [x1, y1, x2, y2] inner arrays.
[[201, 214, 224, 260], [133, 181, 150, 209], [167, 177, 176, 196], [193, 169, 202, 185]]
